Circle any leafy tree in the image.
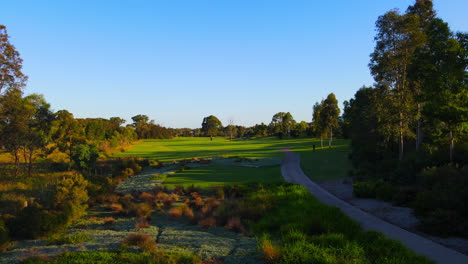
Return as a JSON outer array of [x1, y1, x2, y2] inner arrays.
[[71, 143, 99, 173], [369, 8, 425, 160], [201, 115, 223, 137], [297, 121, 309, 136], [226, 119, 236, 141], [269, 112, 295, 138], [0, 25, 27, 94], [0, 87, 29, 177], [252, 122, 268, 137], [52, 110, 85, 163], [22, 94, 54, 176], [321, 93, 340, 147], [420, 20, 468, 163], [312, 101, 326, 147]]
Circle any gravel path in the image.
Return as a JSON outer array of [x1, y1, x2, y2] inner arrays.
[[280, 150, 468, 264]]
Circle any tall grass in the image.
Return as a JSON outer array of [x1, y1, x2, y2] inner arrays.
[[224, 183, 434, 264]]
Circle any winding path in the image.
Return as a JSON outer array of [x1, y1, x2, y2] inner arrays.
[[280, 150, 468, 264]]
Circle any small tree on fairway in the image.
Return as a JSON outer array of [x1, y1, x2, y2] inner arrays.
[[312, 101, 326, 148], [201, 115, 223, 137], [321, 93, 340, 147]]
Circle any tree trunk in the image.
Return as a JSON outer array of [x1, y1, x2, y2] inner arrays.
[[449, 130, 454, 164], [399, 114, 404, 161], [28, 150, 33, 177], [320, 135, 323, 148], [14, 150, 20, 178], [329, 127, 333, 148], [416, 103, 422, 150]]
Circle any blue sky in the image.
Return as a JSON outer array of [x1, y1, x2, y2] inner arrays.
[[2, 0, 467, 128]]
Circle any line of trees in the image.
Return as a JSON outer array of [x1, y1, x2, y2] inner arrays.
[[344, 0, 468, 237]]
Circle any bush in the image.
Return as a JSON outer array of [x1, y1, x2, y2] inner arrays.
[[375, 182, 395, 201], [135, 219, 149, 229], [102, 217, 115, 226], [121, 233, 157, 253], [135, 203, 152, 219], [353, 182, 376, 198], [0, 220, 10, 250], [8, 205, 69, 239]]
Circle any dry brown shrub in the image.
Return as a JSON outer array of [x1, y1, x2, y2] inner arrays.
[[201, 204, 213, 215], [135, 219, 150, 229], [110, 203, 123, 214], [181, 204, 194, 219], [102, 217, 115, 226], [261, 238, 281, 264], [205, 197, 220, 208], [168, 207, 183, 218], [225, 216, 246, 233], [139, 192, 154, 203], [174, 185, 186, 195], [169, 193, 179, 202], [135, 203, 152, 219], [198, 217, 217, 228], [156, 192, 170, 202], [121, 233, 157, 253], [96, 194, 120, 204]]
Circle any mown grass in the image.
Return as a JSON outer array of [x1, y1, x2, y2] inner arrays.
[[117, 137, 351, 181], [299, 143, 352, 181], [115, 137, 315, 161], [163, 164, 283, 189]]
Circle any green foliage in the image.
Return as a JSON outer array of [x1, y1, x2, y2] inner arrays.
[[0, 220, 9, 246], [201, 115, 223, 137], [353, 182, 376, 198], [269, 112, 296, 138], [20, 251, 201, 264], [227, 184, 434, 264], [47, 232, 91, 245], [71, 143, 99, 172], [53, 174, 89, 215], [413, 165, 468, 237], [375, 181, 396, 201], [7, 205, 69, 239]]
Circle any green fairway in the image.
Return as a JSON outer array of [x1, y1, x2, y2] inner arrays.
[[299, 143, 352, 181], [117, 137, 315, 161], [118, 137, 351, 182], [163, 164, 283, 188]]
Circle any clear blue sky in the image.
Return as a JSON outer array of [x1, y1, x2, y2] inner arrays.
[[2, 0, 467, 128]]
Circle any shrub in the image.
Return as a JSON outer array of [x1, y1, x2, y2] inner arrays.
[[110, 203, 123, 215], [182, 205, 194, 219], [135, 203, 152, 219], [135, 219, 149, 229], [121, 233, 157, 253], [8, 205, 69, 239], [169, 207, 183, 218], [259, 235, 280, 264], [225, 217, 246, 233], [138, 192, 154, 203], [198, 217, 216, 228], [353, 182, 376, 198], [375, 182, 395, 201], [0, 220, 10, 251], [102, 217, 115, 226]]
